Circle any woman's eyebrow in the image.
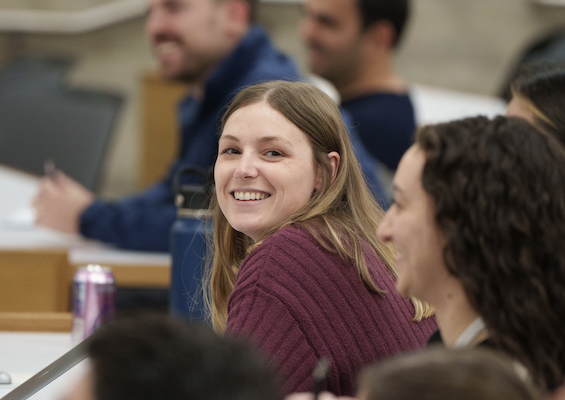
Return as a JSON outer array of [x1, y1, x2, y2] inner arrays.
[[258, 136, 292, 146], [219, 134, 292, 146], [219, 134, 239, 142]]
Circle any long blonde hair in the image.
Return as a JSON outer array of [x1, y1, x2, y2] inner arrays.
[[206, 81, 433, 331]]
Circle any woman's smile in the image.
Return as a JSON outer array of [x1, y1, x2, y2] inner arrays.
[[215, 102, 321, 241]]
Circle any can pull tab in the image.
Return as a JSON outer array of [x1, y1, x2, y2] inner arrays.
[[172, 165, 213, 210]]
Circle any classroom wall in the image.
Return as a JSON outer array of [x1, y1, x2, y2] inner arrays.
[[1, 0, 565, 199]]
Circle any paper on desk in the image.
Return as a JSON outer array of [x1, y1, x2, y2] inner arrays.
[[3, 206, 36, 229]]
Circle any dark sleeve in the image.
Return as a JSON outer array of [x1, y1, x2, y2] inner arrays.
[[79, 181, 176, 252], [340, 109, 389, 209], [226, 284, 318, 394], [342, 96, 415, 171]]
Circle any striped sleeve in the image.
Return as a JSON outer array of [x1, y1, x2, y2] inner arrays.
[[226, 284, 318, 394]]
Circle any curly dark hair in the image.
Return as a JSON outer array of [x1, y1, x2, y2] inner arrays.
[[415, 116, 565, 392]]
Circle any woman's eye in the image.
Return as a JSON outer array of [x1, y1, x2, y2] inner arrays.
[[221, 147, 240, 155], [265, 150, 282, 157]]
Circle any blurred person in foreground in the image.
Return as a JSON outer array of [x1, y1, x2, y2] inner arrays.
[[62, 314, 282, 400], [33, 0, 299, 251], [209, 80, 435, 396], [377, 116, 565, 393], [358, 348, 538, 400], [300, 0, 415, 172], [287, 347, 539, 400], [506, 61, 565, 144]]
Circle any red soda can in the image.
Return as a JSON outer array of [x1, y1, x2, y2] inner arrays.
[[72, 264, 116, 343]]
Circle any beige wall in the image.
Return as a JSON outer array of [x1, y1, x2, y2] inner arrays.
[[1, 0, 565, 198]]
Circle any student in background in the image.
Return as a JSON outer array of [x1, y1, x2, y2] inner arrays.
[[210, 81, 435, 396], [377, 116, 565, 393], [62, 314, 282, 400], [506, 61, 565, 144], [300, 0, 414, 172], [33, 0, 300, 251]]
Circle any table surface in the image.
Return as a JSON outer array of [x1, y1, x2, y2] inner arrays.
[[0, 164, 170, 264], [0, 331, 87, 400]]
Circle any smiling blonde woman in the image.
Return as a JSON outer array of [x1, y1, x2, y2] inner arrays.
[[207, 80, 435, 396]]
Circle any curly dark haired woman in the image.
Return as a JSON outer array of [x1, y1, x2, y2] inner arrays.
[[377, 116, 565, 393]]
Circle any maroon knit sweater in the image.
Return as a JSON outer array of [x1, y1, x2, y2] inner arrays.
[[226, 225, 437, 396]]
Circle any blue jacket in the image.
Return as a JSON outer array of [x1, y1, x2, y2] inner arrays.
[[80, 26, 386, 251], [80, 26, 300, 251]]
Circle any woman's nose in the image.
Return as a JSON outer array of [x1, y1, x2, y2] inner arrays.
[[377, 211, 393, 243], [234, 155, 259, 180]]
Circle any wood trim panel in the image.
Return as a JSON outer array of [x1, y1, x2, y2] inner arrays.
[[0, 312, 72, 332]]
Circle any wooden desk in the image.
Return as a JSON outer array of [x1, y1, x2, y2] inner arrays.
[[0, 249, 72, 312], [0, 165, 171, 313], [0, 312, 72, 332], [68, 245, 171, 288]]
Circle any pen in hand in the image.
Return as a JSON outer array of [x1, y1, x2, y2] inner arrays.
[[312, 357, 331, 400], [44, 159, 59, 180]]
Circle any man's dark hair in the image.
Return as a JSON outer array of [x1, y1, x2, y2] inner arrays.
[[88, 314, 282, 400], [357, 0, 410, 47], [415, 116, 565, 393]]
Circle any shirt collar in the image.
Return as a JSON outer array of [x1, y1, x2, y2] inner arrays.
[[454, 317, 486, 348]]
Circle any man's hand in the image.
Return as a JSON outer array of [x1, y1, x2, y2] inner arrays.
[[33, 172, 95, 234]]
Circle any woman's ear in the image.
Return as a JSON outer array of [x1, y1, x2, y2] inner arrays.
[[328, 152, 340, 184], [223, 0, 250, 37], [315, 152, 340, 190]]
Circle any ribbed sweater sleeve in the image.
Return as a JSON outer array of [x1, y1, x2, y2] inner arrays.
[[226, 226, 437, 396], [227, 282, 318, 393]]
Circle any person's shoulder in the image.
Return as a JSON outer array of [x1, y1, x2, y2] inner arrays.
[[342, 92, 413, 111], [249, 225, 318, 258], [240, 27, 300, 84], [242, 225, 323, 274]]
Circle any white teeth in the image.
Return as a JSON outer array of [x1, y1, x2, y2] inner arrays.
[[233, 192, 269, 201]]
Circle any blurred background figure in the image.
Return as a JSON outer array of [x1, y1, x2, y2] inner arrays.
[[378, 116, 565, 393], [506, 61, 565, 144], [301, 0, 414, 173], [358, 348, 539, 400], [33, 0, 300, 251], [62, 314, 282, 400]]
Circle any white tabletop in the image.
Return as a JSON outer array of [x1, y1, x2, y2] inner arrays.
[[0, 165, 169, 264], [0, 331, 87, 400], [0, 165, 86, 250]]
